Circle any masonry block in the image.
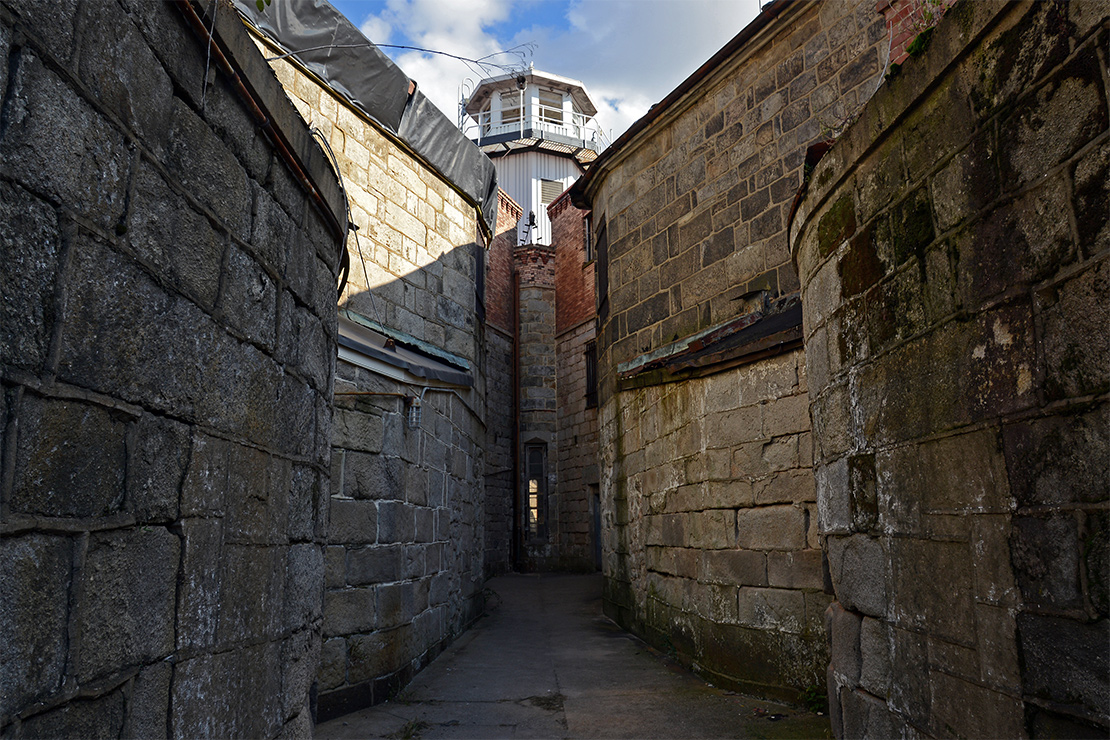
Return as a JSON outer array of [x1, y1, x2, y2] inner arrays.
[[826, 534, 887, 619], [11, 393, 128, 518], [736, 505, 806, 551], [0, 180, 60, 374], [323, 588, 376, 638], [328, 498, 378, 545], [20, 689, 126, 740], [219, 545, 284, 644], [0, 534, 72, 712], [0, 50, 129, 230], [75, 527, 179, 682], [128, 412, 191, 523]]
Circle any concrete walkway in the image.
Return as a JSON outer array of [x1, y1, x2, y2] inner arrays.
[[316, 573, 830, 739]]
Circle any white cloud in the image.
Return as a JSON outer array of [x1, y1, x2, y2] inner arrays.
[[359, 15, 392, 44], [355, 0, 762, 145]]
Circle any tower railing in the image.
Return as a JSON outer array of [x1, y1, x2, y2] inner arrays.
[[462, 103, 609, 150]]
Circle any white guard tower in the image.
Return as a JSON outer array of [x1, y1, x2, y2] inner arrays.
[[462, 66, 608, 246]]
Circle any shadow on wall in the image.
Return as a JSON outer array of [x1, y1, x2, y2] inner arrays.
[[315, 238, 504, 717]]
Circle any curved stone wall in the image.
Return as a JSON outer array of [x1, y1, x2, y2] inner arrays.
[[792, 2, 1108, 736], [578, 0, 893, 702], [0, 1, 341, 735]]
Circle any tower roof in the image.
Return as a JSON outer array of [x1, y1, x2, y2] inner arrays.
[[465, 69, 598, 118]]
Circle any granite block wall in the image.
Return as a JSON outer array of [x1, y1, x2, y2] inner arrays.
[[792, 1, 1109, 735], [515, 243, 559, 568], [0, 0, 340, 736], [552, 193, 600, 571], [259, 34, 494, 718], [579, 0, 889, 700]]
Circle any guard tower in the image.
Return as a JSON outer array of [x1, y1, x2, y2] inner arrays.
[[462, 67, 608, 245]]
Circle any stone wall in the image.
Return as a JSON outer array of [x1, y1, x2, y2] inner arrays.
[[515, 243, 559, 568], [552, 193, 600, 570], [0, 1, 340, 736], [576, 0, 889, 700], [792, 1, 1108, 736], [261, 36, 494, 718]]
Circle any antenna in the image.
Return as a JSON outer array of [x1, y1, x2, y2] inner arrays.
[[458, 78, 475, 130]]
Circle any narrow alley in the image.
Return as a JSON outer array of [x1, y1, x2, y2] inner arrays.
[[316, 575, 831, 739]]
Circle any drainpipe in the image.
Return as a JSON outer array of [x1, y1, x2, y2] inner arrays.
[[511, 265, 521, 569]]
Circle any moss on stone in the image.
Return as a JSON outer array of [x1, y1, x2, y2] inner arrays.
[[816, 165, 835, 190], [891, 187, 935, 267], [839, 225, 885, 298], [906, 26, 935, 58], [817, 196, 856, 259]]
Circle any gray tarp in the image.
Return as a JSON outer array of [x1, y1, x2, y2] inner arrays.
[[232, 0, 498, 236]]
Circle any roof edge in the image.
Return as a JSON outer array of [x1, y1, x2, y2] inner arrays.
[[571, 0, 803, 209]]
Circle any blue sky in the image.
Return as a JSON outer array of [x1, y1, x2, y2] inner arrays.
[[326, 0, 762, 142]]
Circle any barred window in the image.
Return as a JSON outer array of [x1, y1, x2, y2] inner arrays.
[[585, 341, 598, 409], [525, 444, 547, 538]]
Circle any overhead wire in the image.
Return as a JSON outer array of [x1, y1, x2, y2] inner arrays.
[[265, 42, 537, 80]]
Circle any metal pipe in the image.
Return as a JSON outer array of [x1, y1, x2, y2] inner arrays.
[[333, 391, 407, 397], [511, 265, 521, 568]]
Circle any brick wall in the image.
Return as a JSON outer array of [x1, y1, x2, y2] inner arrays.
[[580, 0, 889, 701], [551, 192, 600, 570], [555, 320, 600, 570], [877, 0, 958, 66], [262, 32, 492, 718], [793, 2, 1108, 736], [0, 1, 339, 736], [487, 190, 522, 334], [483, 190, 522, 577], [551, 190, 596, 334]]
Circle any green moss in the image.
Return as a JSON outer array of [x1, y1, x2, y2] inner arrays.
[[906, 26, 935, 58], [817, 195, 856, 259], [801, 685, 828, 715]]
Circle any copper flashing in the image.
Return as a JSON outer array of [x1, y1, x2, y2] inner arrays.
[[617, 293, 803, 387]]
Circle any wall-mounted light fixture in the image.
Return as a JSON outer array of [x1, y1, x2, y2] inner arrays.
[[406, 396, 422, 429]]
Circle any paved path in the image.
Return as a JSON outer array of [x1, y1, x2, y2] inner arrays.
[[317, 574, 831, 739]]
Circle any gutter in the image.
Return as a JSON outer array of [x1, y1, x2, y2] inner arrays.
[[570, 0, 797, 209]]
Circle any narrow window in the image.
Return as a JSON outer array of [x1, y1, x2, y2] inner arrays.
[[479, 100, 491, 134], [595, 219, 609, 321], [525, 444, 547, 538], [474, 233, 485, 321], [583, 214, 593, 263], [585, 341, 598, 409]]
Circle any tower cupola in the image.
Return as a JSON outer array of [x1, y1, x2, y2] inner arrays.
[[462, 67, 607, 246]]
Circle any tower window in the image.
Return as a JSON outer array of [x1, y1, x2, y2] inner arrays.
[[502, 91, 522, 124], [539, 89, 563, 124]]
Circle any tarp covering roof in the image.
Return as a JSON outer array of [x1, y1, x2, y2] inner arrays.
[[232, 0, 498, 236]]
